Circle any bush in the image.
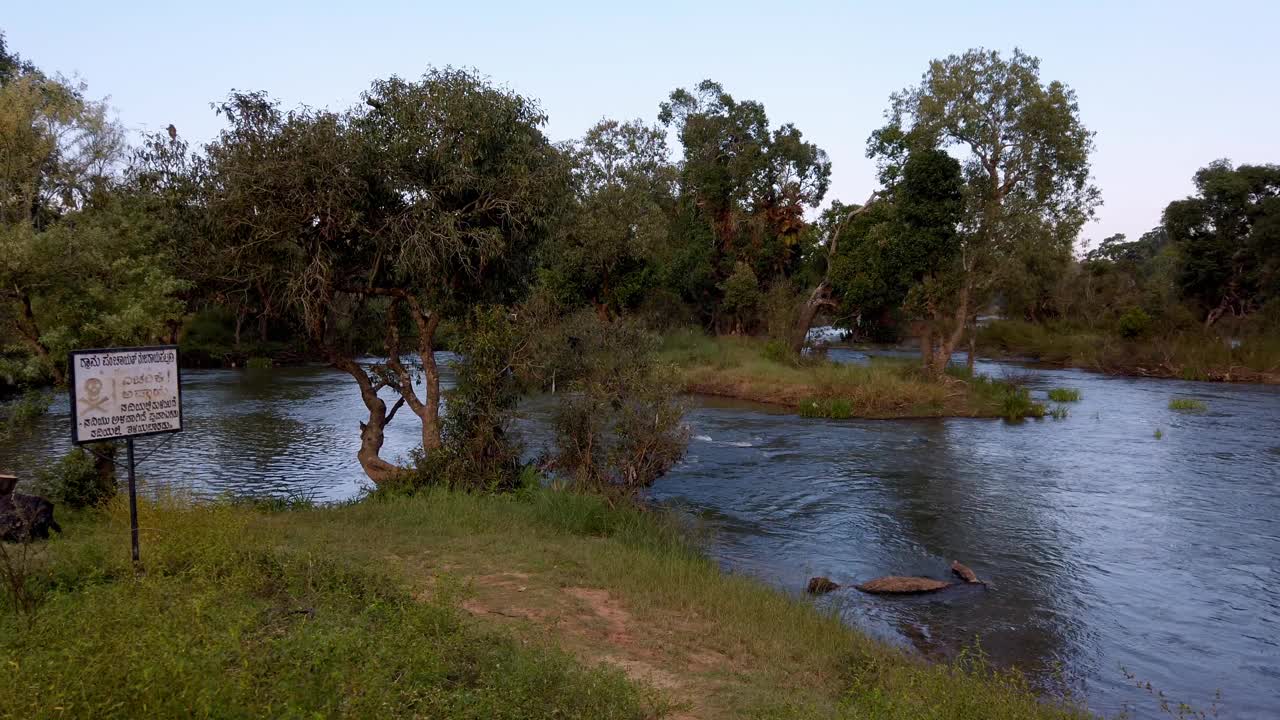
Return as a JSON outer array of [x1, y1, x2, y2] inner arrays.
[[762, 339, 791, 365], [33, 446, 116, 509], [996, 386, 1046, 421], [1117, 307, 1153, 339], [389, 307, 530, 496], [1, 389, 51, 440], [546, 313, 689, 498]]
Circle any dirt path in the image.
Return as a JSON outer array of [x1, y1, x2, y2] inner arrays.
[[453, 570, 738, 719]]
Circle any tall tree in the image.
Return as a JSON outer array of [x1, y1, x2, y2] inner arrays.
[[542, 119, 675, 319], [869, 48, 1100, 366], [659, 80, 830, 326], [1164, 160, 1280, 327], [203, 69, 570, 483], [0, 49, 139, 384]]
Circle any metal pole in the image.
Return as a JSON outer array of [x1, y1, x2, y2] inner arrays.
[[126, 437, 140, 565]]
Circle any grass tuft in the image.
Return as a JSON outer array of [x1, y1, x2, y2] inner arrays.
[[1168, 398, 1207, 412], [1047, 388, 1082, 402]]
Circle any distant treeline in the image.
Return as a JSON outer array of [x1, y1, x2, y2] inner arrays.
[[2, 32, 1278, 390]]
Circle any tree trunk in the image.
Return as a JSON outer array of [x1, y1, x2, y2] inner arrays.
[[14, 289, 62, 385], [792, 281, 833, 355], [331, 354, 405, 484], [233, 307, 245, 350]]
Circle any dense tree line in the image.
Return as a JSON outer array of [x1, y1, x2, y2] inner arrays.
[[3, 32, 1277, 478]]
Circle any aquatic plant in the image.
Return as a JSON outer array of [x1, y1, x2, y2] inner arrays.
[[997, 386, 1046, 421], [1047, 388, 1081, 402], [1154, 428, 1164, 439], [798, 397, 854, 419], [1168, 398, 1207, 412], [1050, 405, 1069, 420]]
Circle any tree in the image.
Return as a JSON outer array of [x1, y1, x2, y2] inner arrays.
[[659, 80, 830, 324], [0, 49, 164, 385], [202, 69, 570, 483], [1164, 160, 1280, 327], [822, 148, 965, 368], [541, 119, 674, 319], [869, 48, 1100, 366]]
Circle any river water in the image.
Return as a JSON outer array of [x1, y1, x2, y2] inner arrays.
[[2, 352, 1277, 718]]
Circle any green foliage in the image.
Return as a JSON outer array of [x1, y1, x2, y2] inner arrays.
[[718, 261, 762, 332], [798, 397, 854, 419], [1117, 307, 1153, 339], [995, 386, 1046, 421], [1154, 427, 1164, 440], [546, 313, 689, 497], [762, 339, 791, 365], [391, 307, 530, 495], [1, 388, 51, 439], [870, 47, 1099, 332], [33, 446, 116, 509], [1168, 398, 1207, 412], [1165, 160, 1280, 326], [1047, 388, 1082, 402], [245, 356, 272, 369]]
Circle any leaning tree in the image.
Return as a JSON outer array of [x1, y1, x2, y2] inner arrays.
[[204, 70, 569, 483]]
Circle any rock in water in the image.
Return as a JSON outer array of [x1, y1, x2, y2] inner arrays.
[[855, 576, 953, 594], [806, 576, 840, 595], [0, 480, 61, 542], [950, 560, 981, 584]]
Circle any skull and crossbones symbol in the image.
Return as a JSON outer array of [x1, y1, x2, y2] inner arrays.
[[78, 378, 110, 416]]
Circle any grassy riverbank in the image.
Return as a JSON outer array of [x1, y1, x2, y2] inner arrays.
[[0, 488, 1089, 719], [659, 330, 1045, 420], [976, 320, 1280, 384]]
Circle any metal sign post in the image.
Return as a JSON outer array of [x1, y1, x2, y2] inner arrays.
[[68, 345, 183, 566]]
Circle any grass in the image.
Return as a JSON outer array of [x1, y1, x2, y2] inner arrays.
[[660, 329, 1045, 420], [1168, 398, 1208, 412], [1, 488, 1093, 720], [1050, 405, 1070, 420], [976, 320, 1280, 384], [1047, 388, 1081, 402]]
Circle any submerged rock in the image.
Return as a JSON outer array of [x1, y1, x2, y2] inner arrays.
[[0, 475, 61, 542], [950, 560, 981, 584], [855, 576, 953, 594], [806, 576, 840, 595]]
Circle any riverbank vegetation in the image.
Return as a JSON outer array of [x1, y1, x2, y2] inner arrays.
[[661, 330, 1046, 419], [1, 488, 1090, 720]]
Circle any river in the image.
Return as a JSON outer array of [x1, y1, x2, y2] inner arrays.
[[2, 352, 1277, 718]]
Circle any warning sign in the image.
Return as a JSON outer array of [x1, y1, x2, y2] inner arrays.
[[68, 346, 183, 444]]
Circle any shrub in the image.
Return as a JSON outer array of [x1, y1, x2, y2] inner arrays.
[[1047, 387, 1081, 402], [245, 356, 273, 369], [547, 313, 689, 498], [997, 386, 1046, 421], [762, 339, 791, 365], [386, 307, 530, 496], [718, 262, 761, 334], [1117, 307, 1153, 339], [33, 446, 116, 509], [1, 388, 51, 440]]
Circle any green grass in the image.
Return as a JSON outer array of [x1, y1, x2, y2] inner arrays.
[[976, 320, 1280, 383], [1050, 405, 1070, 420], [1, 489, 1092, 720], [1168, 398, 1207, 412], [1047, 388, 1082, 402], [660, 329, 1044, 420]]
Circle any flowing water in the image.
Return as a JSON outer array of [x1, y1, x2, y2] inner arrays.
[[2, 352, 1278, 718]]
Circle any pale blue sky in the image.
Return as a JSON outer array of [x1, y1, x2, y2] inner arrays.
[[5, 1, 1277, 248]]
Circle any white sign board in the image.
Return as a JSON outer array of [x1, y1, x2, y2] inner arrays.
[[69, 346, 183, 444]]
